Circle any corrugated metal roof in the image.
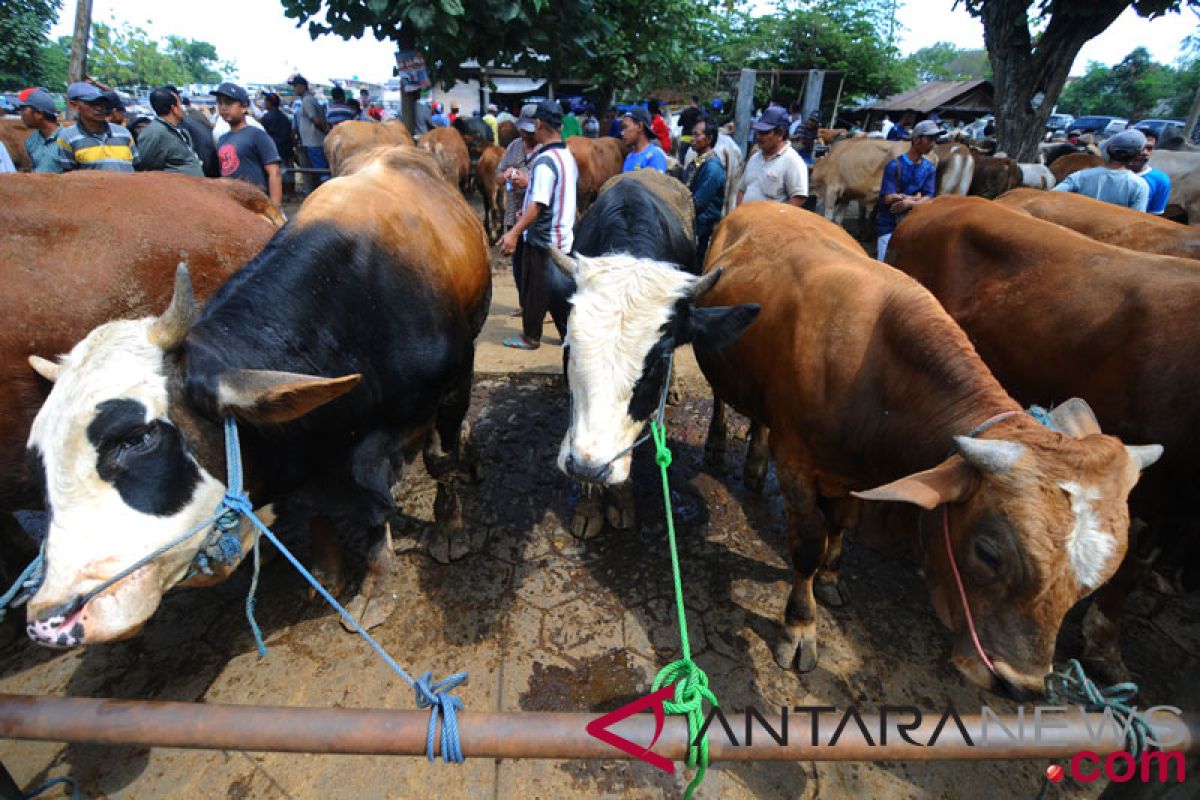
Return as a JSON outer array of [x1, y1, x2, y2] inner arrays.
[[864, 80, 992, 113]]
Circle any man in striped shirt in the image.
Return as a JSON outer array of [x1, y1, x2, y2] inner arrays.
[[499, 99, 578, 350], [57, 82, 137, 172]]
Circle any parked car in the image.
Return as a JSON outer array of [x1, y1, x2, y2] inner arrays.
[[1046, 113, 1074, 132], [1101, 118, 1130, 137], [1131, 118, 1186, 139], [1071, 115, 1125, 135]]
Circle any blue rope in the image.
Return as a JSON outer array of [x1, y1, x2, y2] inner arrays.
[[0, 551, 45, 623], [21, 776, 80, 800]]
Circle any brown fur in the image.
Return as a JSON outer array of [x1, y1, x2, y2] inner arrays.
[[497, 120, 518, 147], [1049, 152, 1104, 185], [810, 137, 912, 224], [475, 144, 506, 244], [323, 120, 414, 178], [0, 117, 33, 171], [417, 127, 471, 193], [968, 152, 1022, 199], [566, 136, 627, 214]]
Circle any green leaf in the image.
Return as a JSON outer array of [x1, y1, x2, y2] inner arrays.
[[367, 0, 389, 12], [407, 3, 436, 28], [441, 0, 464, 14]]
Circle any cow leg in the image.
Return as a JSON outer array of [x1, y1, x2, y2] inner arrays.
[[423, 379, 474, 564], [744, 422, 770, 493], [773, 442, 828, 673], [704, 395, 728, 469], [309, 516, 346, 600], [571, 483, 606, 540], [342, 522, 397, 632], [605, 482, 635, 530], [814, 498, 859, 608]]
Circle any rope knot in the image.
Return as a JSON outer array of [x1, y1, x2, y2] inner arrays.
[[1044, 659, 1152, 756], [414, 671, 468, 764]]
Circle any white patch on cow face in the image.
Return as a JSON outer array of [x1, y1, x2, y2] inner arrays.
[[25, 317, 231, 646], [559, 254, 693, 485], [1058, 480, 1115, 589]]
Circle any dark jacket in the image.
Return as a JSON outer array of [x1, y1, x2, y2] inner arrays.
[[688, 152, 726, 237], [180, 114, 218, 177], [261, 109, 294, 162]]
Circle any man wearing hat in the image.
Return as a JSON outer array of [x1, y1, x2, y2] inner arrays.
[[213, 82, 282, 208], [287, 73, 330, 185], [56, 82, 137, 172], [1053, 128, 1149, 212], [620, 107, 667, 173], [498, 99, 579, 350], [102, 91, 128, 127], [17, 88, 62, 173], [496, 103, 541, 313], [736, 105, 808, 208], [876, 118, 941, 261]]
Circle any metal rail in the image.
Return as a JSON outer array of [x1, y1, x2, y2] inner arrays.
[[0, 695, 1195, 762]]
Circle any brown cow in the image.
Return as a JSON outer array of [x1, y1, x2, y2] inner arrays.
[[497, 120, 518, 147], [935, 142, 974, 196], [997, 188, 1200, 260], [697, 202, 1159, 694], [810, 137, 910, 225], [566, 136, 626, 214], [967, 152, 1022, 199], [888, 195, 1194, 681], [417, 126, 471, 193], [323, 119, 414, 177], [0, 117, 34, 172], [476, 143, 505, 244], [1050, 152, 1104, 185]]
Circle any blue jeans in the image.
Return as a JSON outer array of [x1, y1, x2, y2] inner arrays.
[[306, 145, 330, 184]]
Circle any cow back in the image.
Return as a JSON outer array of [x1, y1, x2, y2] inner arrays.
[[417, 127, 471, 191], [324, 120, 414, 177], [1049, 152, 1104, 185]]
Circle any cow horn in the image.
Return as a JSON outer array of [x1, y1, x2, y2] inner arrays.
[[149, 262, 195, 350], [28, 355, 62, 383], [689, 268, 723, 298], [549, 247, 578, 278], [953, 436, 1025, 474], [1125, 444, 1163, 471]]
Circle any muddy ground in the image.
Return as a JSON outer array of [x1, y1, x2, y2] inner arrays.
[[1, 255, 1197, 800]]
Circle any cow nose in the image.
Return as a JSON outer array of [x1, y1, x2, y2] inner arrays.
[[565, 453, 612, 485], [26, 604, 86, 649]]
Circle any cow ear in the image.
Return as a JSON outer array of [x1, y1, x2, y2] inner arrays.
[[1048, 398, 1102, 439], [686, 304, 759, 351], [217, 369, 362, 424], [29, 355, 62, 383], [852, 456, 975, 510]]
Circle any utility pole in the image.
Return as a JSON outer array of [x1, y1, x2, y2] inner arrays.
[[67, 0, 93, 84], [1184, 82, 1200, 146]]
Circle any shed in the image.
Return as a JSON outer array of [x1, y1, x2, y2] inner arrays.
[[854, 79, 994, 128]]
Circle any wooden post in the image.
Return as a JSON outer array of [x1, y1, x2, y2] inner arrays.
[[734, 68, 756, 157], [829, 74, 845, 128], [67, 0, 93, 85]]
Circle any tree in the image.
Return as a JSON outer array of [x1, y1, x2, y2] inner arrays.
[[80, 21, 233, 90], [0, 0, 61, 90], [962, 0, 1200, 161], [907, 42, 990, 83]]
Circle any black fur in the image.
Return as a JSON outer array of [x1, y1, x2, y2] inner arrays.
[[86, 398, 200, 517], [573, 180, 696, 268], [25, 447, 47, 508]]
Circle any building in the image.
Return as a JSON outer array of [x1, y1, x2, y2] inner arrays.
[[853, 79, 994, 130]]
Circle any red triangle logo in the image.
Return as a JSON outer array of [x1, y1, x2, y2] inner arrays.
[[585, 683, 676, 774]]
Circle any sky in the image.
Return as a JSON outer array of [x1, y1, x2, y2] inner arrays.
[[51, 0, 1198, 86]]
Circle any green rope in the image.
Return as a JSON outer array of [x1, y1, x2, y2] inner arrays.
[[647, 419, 718, 800]]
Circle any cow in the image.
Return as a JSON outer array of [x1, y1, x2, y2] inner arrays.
[[1050, 152, 1104, 185], [417, 126, 471, 194], [323, 119, 413, 177], [934, 142, 974, 196], [0, 117, 33, 172], [1149, 151, 1200, 225], [967, 152, 1022, 199], [22, 147, 490, 647], [809, 137, 909, 226], [497, 120, 518, 148], [693, 201, 1159, 695], [887, 195, 1194, 681], [476, 143, 505, 244], [566, 136, 626, 214], [1017, 163, 1055, 190], [996, 188, 1200, 259], [452, 116, 493, 164]]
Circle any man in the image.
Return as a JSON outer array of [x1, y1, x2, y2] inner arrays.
[[620, 107, 667, 173], [875, 118, 940, 261], [213, 82, 282, 208], [326, 87, 356, 127], [413, 100, 433, 136], [497, 105, 516, 125], [359, 88, 372, 117], [449, 102, 460, 124], [57, 82, 137, 172], [794, 110, 820, 166], [498, 100, 578, 351], [736, 106, 808, 208], [136, 87, 204, 176], [685, 119, 726, 271], [288, 74, 329, 184], [1053, 128, 1149, 213], [582, 105, 600, 138], [496, 104, 541, 314], [560, 101, 581, 139], [648, 99, 672, 153], [483, 103, 500, 144], [887, 111, 915, 141], [1066, 128, 1084, 149], [174, 91, 219, 177], [431, 102, 449, 127], [1132, 127, 1171, 216], [16, 88, 62, 173], [676, 96, 702, 161], [103, 91, 127, 127], [0, 143, 14, 174]]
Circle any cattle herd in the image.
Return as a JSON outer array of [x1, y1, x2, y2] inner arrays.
[[0, 120, 1197, 716]]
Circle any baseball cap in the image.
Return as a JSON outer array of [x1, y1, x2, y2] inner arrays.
[[17, 88, 57, 116], [752, 106, 790, 132], [623, 106, 652, 131], [212, 82, 250, 105], [912, 119, 944, 138], [1103, 128, 1146, 162], [517, 103, 537, 133], [286, 73, 308, 86], [535, 98, 562, 128], [67, 82, 105, 103], [102, 91, 125, 110]]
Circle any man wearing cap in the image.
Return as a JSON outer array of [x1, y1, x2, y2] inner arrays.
[[875, 118, 940, 261], [685, 118, 726, 270], [793, 110, 821, 166], [287, 74, 330, 184], [214, 82, 282, 208], [736, 106, 808, 208], [1053, 128, 1149, 212], [17, 89, 62, 173], [621, 107, 668, 173], [136, 87, 204, 177], [498, 99, 579, 351], [483, 103, 500, 145], [1131, 127, 1171, 216], [496, 103, 541, 314], [102, 91, 128, 127], [57, 82, 137, 172]]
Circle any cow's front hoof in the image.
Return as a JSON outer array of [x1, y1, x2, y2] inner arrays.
[[605, 485, 635, 531], [744, 459, 768, 494], [703, 437, 726, 470], [427, 527, 469, 564], [570, 487, 605, 540], [775, 624, 818, 672], [814, 576, 850, 607], [341, 591, 396, 632]]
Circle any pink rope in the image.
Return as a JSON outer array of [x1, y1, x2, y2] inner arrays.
[[943, 505, 998, 678]]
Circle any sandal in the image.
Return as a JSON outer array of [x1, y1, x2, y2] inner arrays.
[[503, 336, 540, 350]]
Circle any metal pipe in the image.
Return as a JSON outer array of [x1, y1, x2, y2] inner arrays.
[[0, 695, 1195, 762]]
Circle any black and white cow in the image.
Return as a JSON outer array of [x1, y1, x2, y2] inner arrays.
[[23, 147, 491, 647]]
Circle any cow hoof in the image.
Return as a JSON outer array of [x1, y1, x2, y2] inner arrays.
[[703, 439, 726, 470], [815, 578, 850, 607], [427, 528, 470, 565], [605, 502, 635, 531], [774, 637, 800, 670], [341, 592, 396, 633], [796, 640, 818, 673], [309, 566, 346, 601], [571, 506, 605, 540]]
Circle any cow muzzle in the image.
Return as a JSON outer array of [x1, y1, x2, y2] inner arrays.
[[25, 563, 162, 648], [562, 453, 614, 485]]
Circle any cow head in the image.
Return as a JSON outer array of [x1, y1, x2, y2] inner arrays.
[[24, 265, 359, 648], [552, 250, 758, 485], [854, 399, 1161, 697]]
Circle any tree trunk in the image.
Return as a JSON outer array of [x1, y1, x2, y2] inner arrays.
[[67, 0, 93, 85], [1184, 81, 1200, 145], [978, 0, 1130, 162], [397, 27, 417, 132]]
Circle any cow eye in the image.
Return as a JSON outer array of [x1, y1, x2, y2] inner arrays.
[[116, 425, 157, 455], [973, 538, 1003, 575]]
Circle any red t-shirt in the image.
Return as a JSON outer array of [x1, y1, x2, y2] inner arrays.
[[651, 115, 671, 153]]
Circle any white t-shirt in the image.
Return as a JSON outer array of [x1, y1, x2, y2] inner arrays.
[[738, 142, 809, 203], [0, 142, 15, 174], [522, 142, 578, 251]]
